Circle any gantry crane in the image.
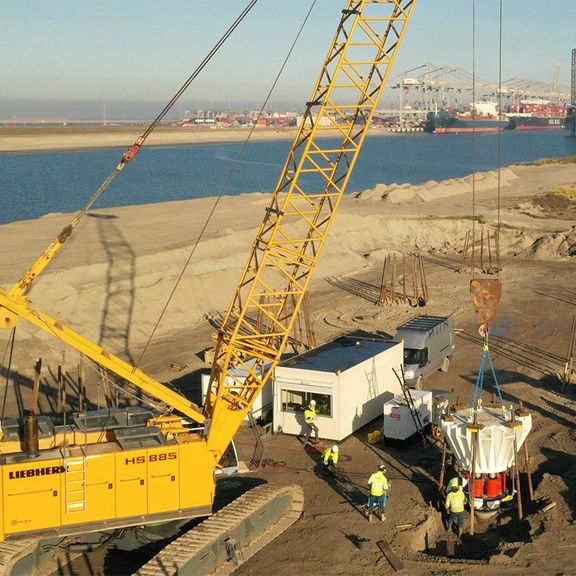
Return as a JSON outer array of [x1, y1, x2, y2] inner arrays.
[[0, 1, 416, 572]]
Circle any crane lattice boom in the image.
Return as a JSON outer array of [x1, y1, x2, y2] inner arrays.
[[206, 0, 416, 458]]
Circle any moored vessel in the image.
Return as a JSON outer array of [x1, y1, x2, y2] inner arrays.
[[506, 99, 567, 130], [425, 110, 503, 133], [425, 101, 504, 134]]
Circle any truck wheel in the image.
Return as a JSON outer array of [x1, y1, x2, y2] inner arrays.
[[415, 375, 424, 390], [440, 357, 450, 373]]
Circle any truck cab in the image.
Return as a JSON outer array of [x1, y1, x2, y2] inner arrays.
[[393, 315, 455, 389]]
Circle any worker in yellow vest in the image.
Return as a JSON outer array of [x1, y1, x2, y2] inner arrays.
[[445, 483, 466, 538], [322, 445, 339, 468], [302, 399, 319, 445], [366, 464, 389, 522], [445, 474, 468, 494]]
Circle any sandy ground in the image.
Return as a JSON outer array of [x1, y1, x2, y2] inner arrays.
[[0, 145, 575, 574], [0, 126, 295, 153], [0, 125, 391, 153]]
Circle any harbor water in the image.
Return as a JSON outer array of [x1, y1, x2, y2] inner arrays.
[[1, 130, 575, 225]]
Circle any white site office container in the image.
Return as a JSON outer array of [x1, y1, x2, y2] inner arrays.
[[383, 389, 432, 440], [273, 336, 403, 442], [201, 360, 273, 421]]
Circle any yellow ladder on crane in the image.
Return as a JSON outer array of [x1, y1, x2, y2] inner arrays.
[[64, 456, 87, 513]]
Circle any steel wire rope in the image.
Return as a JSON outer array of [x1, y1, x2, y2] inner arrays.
[[471, 0, 477, 279], [38, 0, 260, 255], [471, 0, 504, 280], [471, 337, 504, 409], [496, 0, 503, 277], [7, 4, 259, 410], [134, 0, 319, 369], [470, 0, 506, 409], [472, 1, 507, 409]]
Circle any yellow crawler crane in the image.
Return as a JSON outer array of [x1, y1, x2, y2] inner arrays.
[[0, 1, 416, 573]]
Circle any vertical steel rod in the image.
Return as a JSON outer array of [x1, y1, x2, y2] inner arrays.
[[487, 228, 493, 271], [460, 230, 470, 273], [469, 413, 478, 536], [480, 227, 485, 273], [379, 256, 387, 305], [31, 358, 42, 416], [402, 253, 407, 303], [391, 253, 396, 306], [438, 438, 447, 494], [412, 254, 418, 303], [511, 406, 524, 520]]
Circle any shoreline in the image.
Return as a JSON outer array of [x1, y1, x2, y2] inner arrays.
[[0, 125, 395, 154], [0, 159, 550, 227]]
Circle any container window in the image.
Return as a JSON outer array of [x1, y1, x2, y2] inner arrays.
[[281, 389, 332, 417]]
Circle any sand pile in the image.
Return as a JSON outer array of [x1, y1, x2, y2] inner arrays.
[[498, 225, 576, 260], [354, 167, 519, 203], [524, 225, 576, 259]]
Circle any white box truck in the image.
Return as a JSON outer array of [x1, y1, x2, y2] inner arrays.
[[393, 315, 455, 389]]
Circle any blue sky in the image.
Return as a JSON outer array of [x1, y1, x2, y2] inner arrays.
[[2, 0, 574, 119]]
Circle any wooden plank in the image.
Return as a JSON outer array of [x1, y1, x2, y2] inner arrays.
[[446, 532, 455, 557], [377, 539, 405, 572]]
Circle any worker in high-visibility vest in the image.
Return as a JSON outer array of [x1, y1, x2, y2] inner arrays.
[[302, 399, 319, 445], [366, 464, 389, 521], [322, 444, 339, 467], [445, 474, 468, 494], [445, 483, 466, 538]]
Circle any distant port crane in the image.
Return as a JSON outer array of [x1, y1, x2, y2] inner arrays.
[[380, 62, 571, 120]]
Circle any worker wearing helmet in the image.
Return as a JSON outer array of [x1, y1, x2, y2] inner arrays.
[[445, 474, 468, 495], [366, 464, 389, 522], [302, 399, 319, 445], [445, 482, 466, 538], [322, 444, 339, 467]]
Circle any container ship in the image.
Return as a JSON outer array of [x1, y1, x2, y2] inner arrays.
[[424, 101, 504, 134], [506, 99, 567, 130], [566, 105, 576, 136]]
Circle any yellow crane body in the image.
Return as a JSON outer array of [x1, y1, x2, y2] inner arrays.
[[0, 433, 214, 541], [0, 0, 416, 554]]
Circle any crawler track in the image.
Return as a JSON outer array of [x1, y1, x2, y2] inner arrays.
[[134, 483, 304, 576], [0, 539, 38, 575]]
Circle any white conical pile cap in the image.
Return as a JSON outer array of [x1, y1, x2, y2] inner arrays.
[[441, 406, 531, 474]]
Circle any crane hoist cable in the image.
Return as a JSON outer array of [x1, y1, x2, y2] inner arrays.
[[469, 0, 507, 413], [134, 0, 319, 369], [469, 0, 506, 413], [470, 0, 505, 281], [496, 0, 504, 276], [12, 0, 259, 298], [471, 0, 477, 278]]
